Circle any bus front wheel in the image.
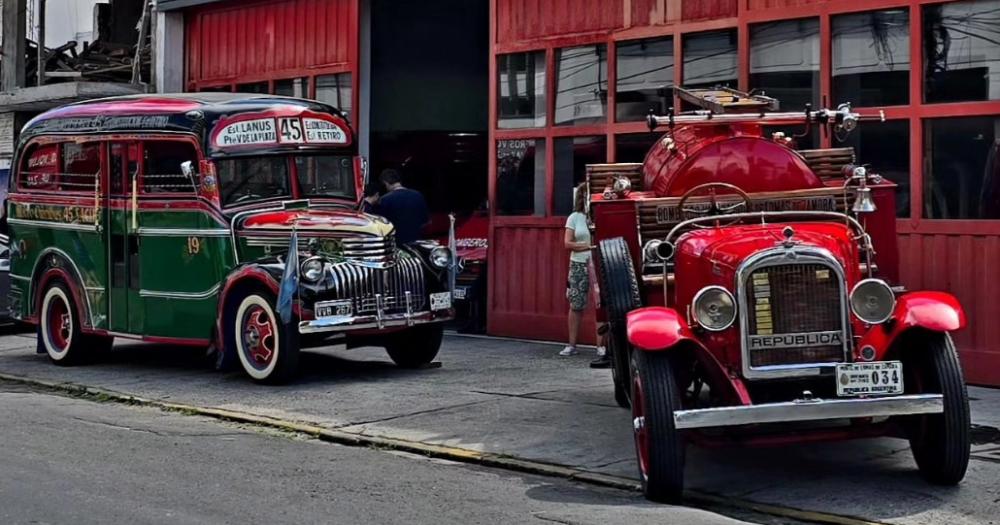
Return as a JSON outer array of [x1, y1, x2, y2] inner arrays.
[[229, 291, 299, 384]]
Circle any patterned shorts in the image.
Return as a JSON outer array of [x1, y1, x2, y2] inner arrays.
[[566, 261, 590, 311]]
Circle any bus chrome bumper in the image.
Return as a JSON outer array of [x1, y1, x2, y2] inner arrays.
[[298, 309, 453, 334], [673, 394, 944, 430]]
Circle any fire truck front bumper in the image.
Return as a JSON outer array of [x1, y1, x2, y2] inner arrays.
[[672, 394, 944, 430]]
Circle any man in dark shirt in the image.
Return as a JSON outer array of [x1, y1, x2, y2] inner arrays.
[[364, 168, 429, 245]]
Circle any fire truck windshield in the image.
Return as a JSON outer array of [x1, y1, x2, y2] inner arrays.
[[217, 154, 355, 207]]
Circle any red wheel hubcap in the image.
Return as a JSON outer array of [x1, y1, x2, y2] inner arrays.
[[47, 295, 71, 352], [242, 305, 276, 369], [632, 372, 650, 479]]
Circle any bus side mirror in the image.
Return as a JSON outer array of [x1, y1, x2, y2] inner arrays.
[[181, 160, 196, 179]]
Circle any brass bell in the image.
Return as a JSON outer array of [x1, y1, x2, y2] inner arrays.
[[852, 186, 877, 213]]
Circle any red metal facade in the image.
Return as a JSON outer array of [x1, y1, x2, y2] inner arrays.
[[487, 0, 1000, 384], [185, 0, 357, 89]]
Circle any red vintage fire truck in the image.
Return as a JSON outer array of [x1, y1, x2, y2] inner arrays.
[[590, 88, 970, 503]]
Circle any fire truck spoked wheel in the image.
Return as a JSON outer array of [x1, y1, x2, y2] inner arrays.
[[631, 350, 686, 503], [230, 291, 299, 384], [38, 280, 112, 365], [384, 323, 444, 368], [597, 237, 642, 408], [900, 330, 971, 485]]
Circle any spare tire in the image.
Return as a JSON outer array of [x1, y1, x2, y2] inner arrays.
[[598, 237, 642, 408]]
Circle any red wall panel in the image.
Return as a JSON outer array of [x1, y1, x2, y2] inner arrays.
[[495, 0, 624, 44], [186, 0, 356, 86], [682, 0, 737, 21], [489, 223, 596, 344], [746, 0, 826, 10], [898, 233, 1000, 386]]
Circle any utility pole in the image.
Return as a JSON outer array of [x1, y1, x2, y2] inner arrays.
[[36, 0, 45, 86], [1, 0, 27, 91]]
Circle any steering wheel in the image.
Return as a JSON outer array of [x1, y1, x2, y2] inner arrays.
[[676, 182, 752, 228], [233, 193, 263, 203]]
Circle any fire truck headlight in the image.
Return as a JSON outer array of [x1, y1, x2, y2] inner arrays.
[[429, 247, 452, 269], [300, 257, 326, 283], [692, 286, 737, 331], [850, 278, 895, 324]]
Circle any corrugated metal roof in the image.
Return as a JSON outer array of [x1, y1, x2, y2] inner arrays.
[[156, 0, 226, 12]]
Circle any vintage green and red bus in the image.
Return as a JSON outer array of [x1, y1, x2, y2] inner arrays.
[[7, 94, 455, 383]]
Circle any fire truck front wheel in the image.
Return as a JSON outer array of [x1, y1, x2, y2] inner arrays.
[[902, 330, 971, 485], [228, 291, 300, 385], [384, 323, 444, 368], [631, 351, 686, 503]]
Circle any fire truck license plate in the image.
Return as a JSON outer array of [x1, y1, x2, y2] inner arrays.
[[430, 292, 452, 311], [315, 300, 352, 318], [836, 361, 903, 396]]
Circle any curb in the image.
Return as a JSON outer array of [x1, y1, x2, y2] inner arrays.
[[0, 371, 886, 525]]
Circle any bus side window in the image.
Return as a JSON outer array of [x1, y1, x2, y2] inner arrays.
[[18, 143, 60, 191], [142, 141, 199, 194], [109, 143, 140, 195], [61, 142, 102, 193]]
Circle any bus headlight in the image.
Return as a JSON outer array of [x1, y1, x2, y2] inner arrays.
[[429, 247, 452, 269], [300, 257, 326, 283], [692, 286, 737, 331], [850, 278, 895, 324]]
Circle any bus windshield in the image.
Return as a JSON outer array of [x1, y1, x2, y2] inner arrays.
[[217, 154, 355, 207]]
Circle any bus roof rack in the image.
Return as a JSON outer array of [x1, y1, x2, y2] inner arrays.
[[676, 86, 779, 114]]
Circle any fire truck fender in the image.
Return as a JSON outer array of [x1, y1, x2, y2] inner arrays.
[[627, 306, 751, 404], [859, 291, 966, 359], [626, 307, 697, 351]]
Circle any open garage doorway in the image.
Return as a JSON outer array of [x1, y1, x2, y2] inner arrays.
[[365, 0, 490, 331]]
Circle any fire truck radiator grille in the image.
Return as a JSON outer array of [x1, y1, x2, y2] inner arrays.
[[745, 262, 844, 368], [326, 255, 426, 315]]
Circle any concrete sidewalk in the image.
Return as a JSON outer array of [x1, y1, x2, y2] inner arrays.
[[0, 332, 997, 524]]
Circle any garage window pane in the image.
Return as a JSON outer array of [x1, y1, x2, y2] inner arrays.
[[553, 136, 607, 215], [497, 139, 546, 216], [683, 29, 738, 90], [832, 9, 910, 107], [316, 73, 353, 120], [236, 82, 268, 94], [555, 45, 608, 126], [616, 37, 673, 122], [274, 77, 308, 98], [924, 116, 1000, 219], [837, 120, 911, 217], [750, 18, 820, 110], [924, 0, 1000, 103], [498, 52, 546, 129], [615, 133, 660, 163]]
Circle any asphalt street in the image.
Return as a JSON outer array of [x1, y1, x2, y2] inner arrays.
[[1, 332, 998, 524], [0, 381, 750, 525]]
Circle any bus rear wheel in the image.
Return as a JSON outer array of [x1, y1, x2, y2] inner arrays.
[[230, 291, 299, 384], [38, 281, 92, 365]]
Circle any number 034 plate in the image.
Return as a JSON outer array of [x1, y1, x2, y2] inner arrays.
[[836, 361, 903, 396]]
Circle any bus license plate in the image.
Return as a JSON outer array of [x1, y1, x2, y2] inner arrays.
[[315, 300, 352, 318], [836, 361, 903, 397], [430, 292, 452, 311]]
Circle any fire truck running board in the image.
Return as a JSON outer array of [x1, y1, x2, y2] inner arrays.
[[672, 394, 944, 430]]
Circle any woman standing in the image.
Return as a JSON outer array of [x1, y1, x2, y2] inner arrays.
[[561, 182, 606, 367]]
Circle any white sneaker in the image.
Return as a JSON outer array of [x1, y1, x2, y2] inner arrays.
[[559, 346, 579, 356], [596, 346, 607, 357]]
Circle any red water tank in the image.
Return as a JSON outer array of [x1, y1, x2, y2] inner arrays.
[[643, 123, 824, 197]]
